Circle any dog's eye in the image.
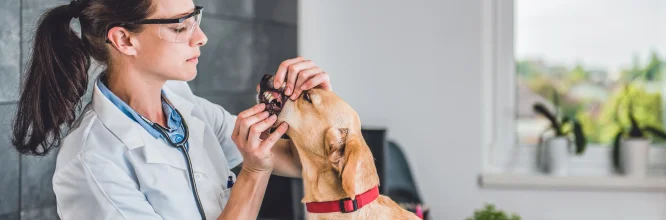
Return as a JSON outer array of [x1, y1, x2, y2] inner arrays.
[[303, 91, 312, 103]]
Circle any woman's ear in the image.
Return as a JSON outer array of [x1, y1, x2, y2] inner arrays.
[[107, 26, 137, 56]]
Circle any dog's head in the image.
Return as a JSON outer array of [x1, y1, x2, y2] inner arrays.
[[257, 74, 378, 198]]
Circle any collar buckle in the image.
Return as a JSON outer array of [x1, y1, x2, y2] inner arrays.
[[339, 197, 358, 213]]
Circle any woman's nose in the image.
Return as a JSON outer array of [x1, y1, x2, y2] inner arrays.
[[191, 25, 208, 47]]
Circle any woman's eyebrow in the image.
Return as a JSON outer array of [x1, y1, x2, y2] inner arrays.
[[167, 8, 195, 19]]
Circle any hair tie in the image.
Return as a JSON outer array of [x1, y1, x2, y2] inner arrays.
[[68, 0, 82, 18]]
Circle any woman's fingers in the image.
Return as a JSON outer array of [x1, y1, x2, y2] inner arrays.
[[259, 122, 289, 154], [300, 72, 331, 91], [237, 110, 270, 143], [291, 67, 323, 100], [274, 57, 305, 90], [247, 114, 278, 147], [285, 60, 314, 96], [233, 103, 265, 138]]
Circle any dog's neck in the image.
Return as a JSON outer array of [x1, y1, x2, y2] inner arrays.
[[292, 134, 380, 204]]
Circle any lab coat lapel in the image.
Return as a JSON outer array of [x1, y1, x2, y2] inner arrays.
[[92, 80, 144, 149], [139, 93, 207, 174], [161, 86, 207, 175], [141, 130, 189, 171], [92, 77, 208, 174]]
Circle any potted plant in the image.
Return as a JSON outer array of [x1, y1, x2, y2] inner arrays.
[[611, 101, 666, 177], [466, 203, 521, 220], [533, 90, 587, 176]]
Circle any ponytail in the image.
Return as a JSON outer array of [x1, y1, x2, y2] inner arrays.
[[12, 4, 90, 155]]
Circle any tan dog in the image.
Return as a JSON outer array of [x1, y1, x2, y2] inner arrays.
[[258, 75, 420, 219]]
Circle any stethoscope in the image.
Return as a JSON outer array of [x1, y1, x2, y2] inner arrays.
[[136, 95, 207, 220]]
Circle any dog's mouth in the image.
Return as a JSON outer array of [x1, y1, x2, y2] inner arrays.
[[257, 74, 288, 116], [257, 74, 290, 139]]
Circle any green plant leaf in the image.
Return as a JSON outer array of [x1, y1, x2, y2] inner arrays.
[[628, 99, 645, 138], [644, 126, 666, 140], [553, 87, 560, 117], [612, 130, 624, 173], [533, 102, 562, 135], [572, 119, 587, 155], [467, 203, 521, 220]]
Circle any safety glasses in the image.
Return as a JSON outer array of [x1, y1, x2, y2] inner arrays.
[[107, 6, 204, 43]]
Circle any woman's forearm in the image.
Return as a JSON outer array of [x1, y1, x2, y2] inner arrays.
[[217, 168, 272, 220]]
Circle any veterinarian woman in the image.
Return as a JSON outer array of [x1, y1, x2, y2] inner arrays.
[[10, 0, 331, 219]]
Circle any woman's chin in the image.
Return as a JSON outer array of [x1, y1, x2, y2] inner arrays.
[[179, 69, 198, 81]]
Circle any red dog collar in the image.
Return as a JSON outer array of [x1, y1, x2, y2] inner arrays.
[[305, 186, 380, 213]]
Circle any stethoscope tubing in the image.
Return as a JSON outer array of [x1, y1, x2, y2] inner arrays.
[[138, 96, 207, 220]]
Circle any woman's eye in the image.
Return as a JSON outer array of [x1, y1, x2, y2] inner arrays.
[[171, 27, 187, 33]]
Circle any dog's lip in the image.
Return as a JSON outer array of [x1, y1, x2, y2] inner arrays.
[[258, 88, 287, 116]]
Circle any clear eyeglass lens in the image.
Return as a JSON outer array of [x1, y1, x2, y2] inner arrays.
[[158, 13, 202, 43]]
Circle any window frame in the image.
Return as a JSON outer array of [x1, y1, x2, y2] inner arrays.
[[481, 0, 666, 179]]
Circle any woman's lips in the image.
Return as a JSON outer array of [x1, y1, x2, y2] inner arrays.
[[187, 56, 199, 63]]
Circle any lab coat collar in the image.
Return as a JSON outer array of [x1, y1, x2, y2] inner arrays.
[[144, 85, 208, 174], [92, 79, 208, 174], [92, 80, 145, 149]]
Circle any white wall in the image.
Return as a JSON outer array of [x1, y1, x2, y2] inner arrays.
[[298, 0, 666, 220]]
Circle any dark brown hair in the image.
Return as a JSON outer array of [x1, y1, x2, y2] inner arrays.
[[12, 0, 154, 155]]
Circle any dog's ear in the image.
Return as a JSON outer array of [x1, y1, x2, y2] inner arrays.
[[326, 127, 348, 172], [326, 127, 367, 198]]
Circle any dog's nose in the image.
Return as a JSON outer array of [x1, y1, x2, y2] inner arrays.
[[262, 74, 273, 83], [261, 74, 275, 89]]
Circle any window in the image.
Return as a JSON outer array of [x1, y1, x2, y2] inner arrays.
[[482, 0, 666, 183]]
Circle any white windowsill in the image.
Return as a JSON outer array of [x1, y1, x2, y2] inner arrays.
[[479, 173, 666, 192], [480, 0, 666, 192]]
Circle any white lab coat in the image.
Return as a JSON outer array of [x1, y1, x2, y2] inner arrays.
[[52, 79, 243, 220]]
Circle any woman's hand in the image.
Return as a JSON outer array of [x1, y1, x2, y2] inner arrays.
[[232, 103, 289, 174], [272, 56, 332, 100]]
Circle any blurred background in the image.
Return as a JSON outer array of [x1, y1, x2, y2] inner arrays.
[[2, 0, 666, 219]]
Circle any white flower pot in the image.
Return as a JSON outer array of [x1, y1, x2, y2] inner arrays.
[[620, 138, 650, 178], [542, 137, 571, 176]]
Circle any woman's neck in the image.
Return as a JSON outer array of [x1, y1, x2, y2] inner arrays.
[[105, 68, 168, 127]]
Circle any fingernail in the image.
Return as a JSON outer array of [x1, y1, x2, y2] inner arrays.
[[301, 85, 307, 90], [285, 88, 292, 95], [262, 111, 270, 117], [270, 115, 277, 120]]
